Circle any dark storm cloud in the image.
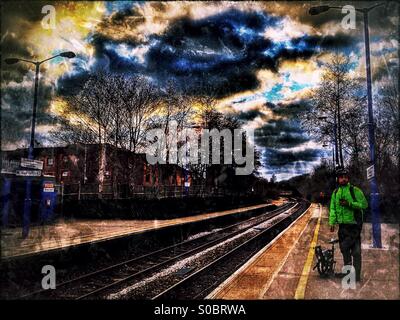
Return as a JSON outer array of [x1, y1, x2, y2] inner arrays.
[[254, 110, 321, 169], [125, 9, 281, 96], [1, 1, 62, 147], [257, 133, 309, 149], [270, 100, 311, 116], [1, 36, 32, 83], [1, 0, 44, 84], [263, 148, 321, 167], [95, 9, 145, 46], [57, 31, 148, 95], [154, 9, 275, 51], [2, 76, 58, 149], [305, 33, 355, 50], [256, 119, 303, 136], [56, 66, 91, 96], [255, 119, 307, 148], [237, 109, 265, 122], [1, 1, 48, 26], [58, 8, 356, 99], [1, 1, 50, 64], [1, 82, 55, 147], [1, 109, 28, 146], [143, 10, 354, 97]]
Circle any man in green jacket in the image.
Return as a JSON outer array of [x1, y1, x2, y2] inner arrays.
[[329, 168, 368, 282]]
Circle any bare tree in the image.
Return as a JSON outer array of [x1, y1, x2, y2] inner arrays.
[[186, 85, 221, 184], [53, 72, 161, 149], [55, 71, 113, 145], [149, 80, 195, 163], [118, 75, 161, 153], [52, 71, 116, 192], [303, 53, 362, 168], [379, 82, 399, 175], [52, 72, 162, 191]]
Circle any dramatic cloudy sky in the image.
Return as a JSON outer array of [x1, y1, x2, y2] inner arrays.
[[1, 1, 398, 180]]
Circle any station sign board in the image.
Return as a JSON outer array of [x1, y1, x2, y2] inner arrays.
[[16, 170, 42, 177], [21, 158, 43, 170], [366, 165, 375, 180]]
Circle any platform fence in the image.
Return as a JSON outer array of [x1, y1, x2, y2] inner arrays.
[[57, 182, 242, 201]]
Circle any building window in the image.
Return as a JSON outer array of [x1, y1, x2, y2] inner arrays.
[[47, 158, 54, 166], [62, 170, 69, 177]]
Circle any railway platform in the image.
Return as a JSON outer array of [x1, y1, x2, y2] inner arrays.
[[1, 198, 286, 260], [208, 203, 399, 300]]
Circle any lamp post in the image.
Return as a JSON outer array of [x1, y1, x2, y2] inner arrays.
[[5, 51, 76, 159], [5, 51, 76, 237], [309, 3, 387, 248]]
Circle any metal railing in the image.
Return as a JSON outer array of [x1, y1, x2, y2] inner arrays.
[[58, 182, 231, 200]]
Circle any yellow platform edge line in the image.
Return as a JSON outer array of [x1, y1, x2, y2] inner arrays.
[[258, 204, 315, 298], [294, 204, 322, 300]]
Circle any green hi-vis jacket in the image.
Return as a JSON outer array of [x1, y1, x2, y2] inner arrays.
[[329, 183, 368, 226]]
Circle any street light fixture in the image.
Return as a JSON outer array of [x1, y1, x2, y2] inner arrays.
[[4, 51, 76, 238], [309, 3, 389, 248], [59, 51, 76, 58]]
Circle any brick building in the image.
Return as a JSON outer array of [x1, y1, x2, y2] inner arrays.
[[1, 143, 189, 191]]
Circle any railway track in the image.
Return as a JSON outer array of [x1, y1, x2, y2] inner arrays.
[[153, 200, 310, 300], [20, 201, 297, 300]]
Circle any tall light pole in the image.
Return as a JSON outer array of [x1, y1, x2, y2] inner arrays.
[[5, 51, 76, 159], [309, 3, 388, 248], [5, 51, 76, 237]]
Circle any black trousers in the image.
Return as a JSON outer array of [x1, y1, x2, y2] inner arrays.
[[338, 224, 362, 280]]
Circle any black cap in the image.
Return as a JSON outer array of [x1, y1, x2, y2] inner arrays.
[[336, 167, 349, 177]]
